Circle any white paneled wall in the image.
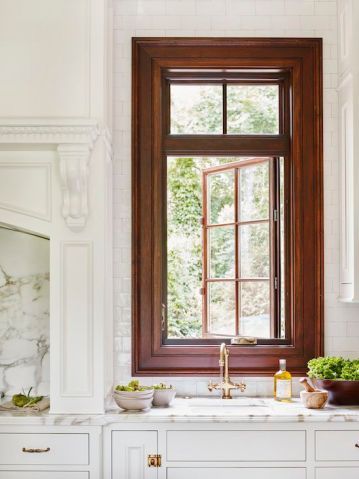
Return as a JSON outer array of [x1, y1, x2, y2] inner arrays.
[[112, 0, 359, 397]]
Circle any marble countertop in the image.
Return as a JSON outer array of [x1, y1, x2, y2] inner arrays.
[[1, 397, 359, 425]]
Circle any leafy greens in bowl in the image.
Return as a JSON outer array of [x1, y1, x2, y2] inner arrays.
[[308, 357, 359, 406], [308, 357, 359, 380]]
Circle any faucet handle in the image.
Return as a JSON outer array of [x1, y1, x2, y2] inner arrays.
[[235, 381, 246, 393], [208, 380, 217, 392]]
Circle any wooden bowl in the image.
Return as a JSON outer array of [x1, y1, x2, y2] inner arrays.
[[300, 390, 328, 409], [312, 379, 359, 406]]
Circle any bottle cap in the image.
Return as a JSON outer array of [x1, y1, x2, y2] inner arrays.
[[279, 359, 286, 371]]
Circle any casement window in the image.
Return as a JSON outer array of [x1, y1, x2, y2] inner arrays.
[[132, 38, 323, 376], [201, 157, 284, 340]]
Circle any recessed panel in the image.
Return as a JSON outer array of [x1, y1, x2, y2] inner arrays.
[[0, 0, 89, 117]]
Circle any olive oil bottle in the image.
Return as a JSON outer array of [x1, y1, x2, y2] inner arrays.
[[274, 359, 292, 402]]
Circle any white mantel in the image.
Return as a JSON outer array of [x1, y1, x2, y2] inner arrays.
[[0, 0, 113, 414]]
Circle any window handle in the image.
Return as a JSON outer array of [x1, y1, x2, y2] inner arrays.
[[161, 304, 166, 331]]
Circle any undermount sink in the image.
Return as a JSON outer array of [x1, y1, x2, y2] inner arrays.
[[183, 397, 269, 408]]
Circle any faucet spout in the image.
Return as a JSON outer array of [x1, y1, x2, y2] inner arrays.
[[208, 343, 246, 399]]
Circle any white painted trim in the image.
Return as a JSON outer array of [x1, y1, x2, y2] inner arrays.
[[60, 241, 94, 398], [0, 162, 52, 221], [0, 122, 99, 147]]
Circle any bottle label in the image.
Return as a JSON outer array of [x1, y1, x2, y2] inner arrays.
[[276, 380, 291, 399]]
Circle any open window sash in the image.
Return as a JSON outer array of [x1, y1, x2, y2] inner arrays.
[[202, 157, 283, 339]]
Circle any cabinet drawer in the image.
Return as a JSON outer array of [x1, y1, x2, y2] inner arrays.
[[167, 430, 306, 462], [316, 468, 359, 479], [0, 434, 89, 465], [167, 468, 306, 479], [0, 473, 88, 479], [316, 431, 359, 461]]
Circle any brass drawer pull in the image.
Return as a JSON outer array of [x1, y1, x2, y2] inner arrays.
[[148, 454, 161, 467], [22, 447, 50, 453]]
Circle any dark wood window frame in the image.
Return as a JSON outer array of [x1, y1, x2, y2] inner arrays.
[[132, 37, 323, 376]]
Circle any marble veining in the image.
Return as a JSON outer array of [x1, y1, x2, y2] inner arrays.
[[0, 398, 359, 425], [0, 228, 50, 396]]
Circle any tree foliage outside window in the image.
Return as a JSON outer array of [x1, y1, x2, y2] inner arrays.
[[167, 85, 279, 339]]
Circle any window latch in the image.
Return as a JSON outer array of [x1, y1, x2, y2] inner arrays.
[[161, 304, 166, 331]]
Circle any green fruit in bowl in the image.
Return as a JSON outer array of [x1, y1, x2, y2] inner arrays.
[[115, 380, 153, 392], [153, 383, 173, 390], [12, 387, 43, 408]]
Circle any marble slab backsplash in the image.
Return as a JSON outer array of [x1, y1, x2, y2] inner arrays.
[[0, 228, 49, 396]]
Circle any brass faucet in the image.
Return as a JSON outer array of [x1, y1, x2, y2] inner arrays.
[[208, 343, 246, 399]]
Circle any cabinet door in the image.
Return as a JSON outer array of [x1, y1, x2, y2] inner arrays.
[[316, 468, 359, 479], [167, 468, 306, 479], [0, 474, 88, 479], [112, 431, 158, 479]]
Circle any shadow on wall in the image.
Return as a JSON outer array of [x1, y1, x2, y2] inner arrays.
[[0, 225, 49, 397]]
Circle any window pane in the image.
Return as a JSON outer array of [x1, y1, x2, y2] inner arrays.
[[239, 161, 269, 222], [170, 85, 222, 134], [239, 281, 270, 338], [209, 226, 235, 278], [240, 223, 270, 278], [208, 282, 236, 336], [167, 156, 203, 339], [208, 170, 234, 224], [227, 85, 279, 134]]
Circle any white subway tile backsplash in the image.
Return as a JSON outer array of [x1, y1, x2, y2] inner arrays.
[[112, 0, 359, 394], [227, 0, 256, 15], [315, 1, 337, 15], [256, 0, 285, 15], [166, 0, 197, 15], [285, 0, 315, 15]]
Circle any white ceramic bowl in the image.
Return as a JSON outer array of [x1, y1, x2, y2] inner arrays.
[[113, 394, 153, 411], [152, 388, 176, 407], [114, 389, 154, 399]]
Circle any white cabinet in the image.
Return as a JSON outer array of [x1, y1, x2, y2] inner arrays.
[[107, 425, 307, 479], [0, 433, 89, 466], [107, 423, 359, 479], [167, 468, 306, 479], [0, 473, 88, 479], [316, 468, 359, 479], [0, 426, 101, 479], [111, 431, 158, 479], [338, 0, 359, 302], [166, 430, 306, 462], [316, 430, 359, 461]]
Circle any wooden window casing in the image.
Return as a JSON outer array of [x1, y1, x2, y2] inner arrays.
[[132, 38, 323, 376]]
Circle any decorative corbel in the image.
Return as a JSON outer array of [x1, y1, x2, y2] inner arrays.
[[57, 144, 91, 232]]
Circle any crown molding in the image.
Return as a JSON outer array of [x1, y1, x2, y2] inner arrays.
[[0, 120, 100, 147]]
